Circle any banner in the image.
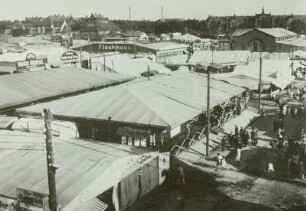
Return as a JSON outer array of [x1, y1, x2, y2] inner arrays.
[[16, 59, 47, 70], [61, 50, 79, 60]]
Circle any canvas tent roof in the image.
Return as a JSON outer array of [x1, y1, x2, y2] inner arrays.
[[248, 52, 290, 62], [189, 50, 250, 66], [0, 46, 66, 64], [17, 71, 245, 129], [138, 42, 188, 51], [0, 130, 151, 211], [276, 38, 306, 47], [213, 60, 294, 89], [102, 57, 171, 77], [175, 33, 202, 42], [0, 67, 133, 110]]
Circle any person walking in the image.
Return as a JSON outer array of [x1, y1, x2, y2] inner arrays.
[[268, 159, 275, 179], [228, 132, 234, 146], [221, 155, 227, 169], [221, 135, 227, 151], [244, 130, 250, 146], [251, 127, 258, 146], [235, 125, 239, 137], [216, 153, 222, 169], [236, 143, 242, 166], [176, 165, 185, 189]]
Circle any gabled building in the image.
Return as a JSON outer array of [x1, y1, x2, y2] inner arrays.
[[232, 27, 306, 52], [51, 20, 70, 34]]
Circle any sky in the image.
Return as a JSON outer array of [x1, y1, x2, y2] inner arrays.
[[0, 0, 306, 20]]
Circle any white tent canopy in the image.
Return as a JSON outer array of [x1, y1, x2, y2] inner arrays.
[[214, 60, 294, 89]]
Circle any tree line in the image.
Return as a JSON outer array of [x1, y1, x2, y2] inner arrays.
[[1, 15, 306, 38]]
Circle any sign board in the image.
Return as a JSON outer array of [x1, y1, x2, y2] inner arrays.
[[61, 50, 79, 60], [16, 188, 49, 211], [26, 53, 37, 60], [16, 59, 47, 70], [0, 196, 17, 211]]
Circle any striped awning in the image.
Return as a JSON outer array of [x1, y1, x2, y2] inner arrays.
[[73, 198, 108, 211]]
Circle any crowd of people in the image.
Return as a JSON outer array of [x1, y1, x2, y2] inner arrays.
[[216, 125, 258, 168], [293, 67, 306, 81], [270, 115, 305, 179], [269, 84, 306, 180], [215, 83, 306, 178], [200, 92, 251, 130]]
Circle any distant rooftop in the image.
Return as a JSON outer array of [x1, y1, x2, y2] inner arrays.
[[139, 42, 188, 51], [256, 28, 296, 38], [189, 50, 250, 65], [0, 67, 134, 110], [232, 28, 252, 37], [276, 37, 306, 47]]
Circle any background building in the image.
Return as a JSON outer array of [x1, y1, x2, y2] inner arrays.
[[232, 27, 306, 52]]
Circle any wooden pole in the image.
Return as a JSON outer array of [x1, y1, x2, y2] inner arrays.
[[103, 53, 106, 72], [258, 54, 262, 114], [43, 108, 58, 211], [291, 48, 294, 75], [206, 50, 213, 156]]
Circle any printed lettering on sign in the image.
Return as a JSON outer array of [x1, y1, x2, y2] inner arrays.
[[61, 50, 79, 60], [16, 59, 46, 70]]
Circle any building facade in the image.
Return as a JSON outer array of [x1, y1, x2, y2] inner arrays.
[[232, 27, 306, 52]]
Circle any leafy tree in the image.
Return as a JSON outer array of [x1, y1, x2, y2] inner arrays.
[[290, 19, 306, 34], [12, 28, 26, 37]]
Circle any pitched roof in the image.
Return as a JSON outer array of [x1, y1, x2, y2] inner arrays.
[[232, 28, 252, 36], [52, 20, 65, 27], [214, 60, 294, 89], [17, 71, 246, 128], [100, 57, 171, 77], [138, 42, 188, 51], [0, 67, 134, 110], [248, 52, 290, 62], [175, 33, 202, 42], [276, 37, 306, 47], [189, 50, 250, 65], [257, 28, 296, 38], [0, 129, 150, 210]]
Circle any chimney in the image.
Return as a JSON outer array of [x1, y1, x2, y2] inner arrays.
[[129, 7, 131, 21], [161, 7, 164, 20]]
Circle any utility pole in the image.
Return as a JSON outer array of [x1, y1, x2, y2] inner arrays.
[[258, 53, 262, 114], [206, 49, 213, 156], [291, 48, 294, 75], [43, 108, 58, 211], [103, 53, 106, 72], [80, 47, 83, 68]]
